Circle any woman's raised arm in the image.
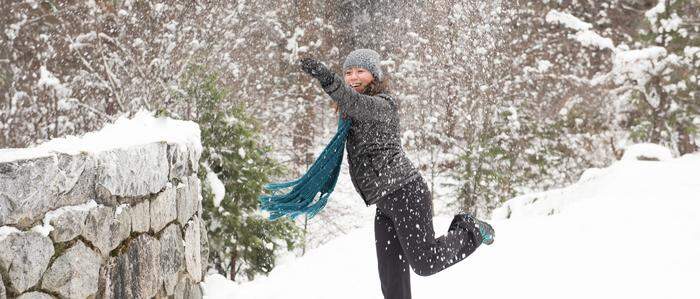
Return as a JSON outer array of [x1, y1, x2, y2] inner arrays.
[[300, 58, 394, 121]]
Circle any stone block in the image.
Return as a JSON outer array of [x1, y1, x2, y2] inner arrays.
[[82, 205, 131, 256], [150, 185, 177, 233], [0, 272, 5, 299], [176, 176, 199, 226], [55, 153, 97, 211], [15, 292, 54, 299], [100, 234, 162, 299], [0, 153, 96, 229], [130, 200, 150, 233], [95, 142, 169, 203], [199, 217, 209, 279], [167, 143, 191, 180], [159, 224, 184, 295], [188, 143, 201, 174], [41, 241, 100, 299], [174, 275, 202, 299], [46, 208, 89, 243], [184, 216, 202, 282], [0, 231, 54, 293]]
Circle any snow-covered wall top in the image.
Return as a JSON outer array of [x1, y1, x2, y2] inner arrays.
[[0, 110, 202, 163], [0, 110, 202, 227], [0, 111, 207, 298]]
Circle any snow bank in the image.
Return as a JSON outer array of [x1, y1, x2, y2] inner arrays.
[[493, 149, 690, 221], [620, 143, 673, 161], [203, 144, 700, 299], [0, 110, 202, 163]]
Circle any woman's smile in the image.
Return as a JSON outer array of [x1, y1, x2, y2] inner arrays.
[[344, 67, 374, 93]]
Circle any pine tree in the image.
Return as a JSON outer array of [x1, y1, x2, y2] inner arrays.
[[450, 102, 591, 217], [541, 0, 699, 155], [178, 70, 300, 281], [624, 0, 699, 154]]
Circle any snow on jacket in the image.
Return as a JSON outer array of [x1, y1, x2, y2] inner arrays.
[[322, 74, 420, 205]]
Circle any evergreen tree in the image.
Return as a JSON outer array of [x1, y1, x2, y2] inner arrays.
[[179, 70, 300, 281], [450, 103, 594, 217], [623, 0, 699, 154], [541, 0, 699, 155]]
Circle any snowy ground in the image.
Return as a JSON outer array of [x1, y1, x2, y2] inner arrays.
[[202, 146, 700, 299]]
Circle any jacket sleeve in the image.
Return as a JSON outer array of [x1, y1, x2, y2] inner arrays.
[[322, 74, 395, 122]]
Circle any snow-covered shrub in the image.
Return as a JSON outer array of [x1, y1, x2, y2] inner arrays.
[[170, 70, 300, 282]]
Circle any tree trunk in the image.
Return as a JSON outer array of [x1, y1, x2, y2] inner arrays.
[[677, 125, 698, 155], [292, 0, 318, 167], [230, 251, 237, 281]]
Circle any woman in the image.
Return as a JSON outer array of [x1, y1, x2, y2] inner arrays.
[[300, 49, 494, 299]]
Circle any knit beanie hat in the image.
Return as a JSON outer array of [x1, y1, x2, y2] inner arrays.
[[342, 49, 383, 81]]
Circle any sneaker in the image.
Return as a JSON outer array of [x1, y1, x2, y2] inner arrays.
[[476, 219, 495, 245], [449, 213, 495, 245]]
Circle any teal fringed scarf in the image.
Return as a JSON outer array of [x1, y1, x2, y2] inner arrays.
[[259, 116, 351, 220]]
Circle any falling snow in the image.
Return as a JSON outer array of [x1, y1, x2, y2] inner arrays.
[[2, 0, 698, 295]]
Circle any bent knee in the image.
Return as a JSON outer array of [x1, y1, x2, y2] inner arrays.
[[411, 264, 440, 277]]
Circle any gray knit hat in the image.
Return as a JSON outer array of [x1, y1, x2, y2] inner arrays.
[[342, 49, 383, 81]]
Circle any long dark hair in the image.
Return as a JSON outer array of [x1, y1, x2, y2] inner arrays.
[[335, 73, 391, 114], [364, 75, 390, 96]]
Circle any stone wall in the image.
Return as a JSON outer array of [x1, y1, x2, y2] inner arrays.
[[0, 141, 208, 299]]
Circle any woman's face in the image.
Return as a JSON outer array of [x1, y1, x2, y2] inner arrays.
[[343, 67, 374, 93]]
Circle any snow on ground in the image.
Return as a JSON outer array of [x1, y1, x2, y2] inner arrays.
[[202, 148, 700, 298], [619, 142, 673, 161]]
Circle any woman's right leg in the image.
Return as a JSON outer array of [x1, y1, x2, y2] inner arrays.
[[375, 209, 412, 299], [377, 177, 484, 277]]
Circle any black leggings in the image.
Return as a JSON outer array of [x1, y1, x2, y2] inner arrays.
[[374, 176, 482, 299]]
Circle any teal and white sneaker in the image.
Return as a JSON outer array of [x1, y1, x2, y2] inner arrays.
[[449, 213, 495, 245], [476, 219, 495, 245]]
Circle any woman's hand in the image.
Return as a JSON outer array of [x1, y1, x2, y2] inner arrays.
[[299, 58, 334, 87]]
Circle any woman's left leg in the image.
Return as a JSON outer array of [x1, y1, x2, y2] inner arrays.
[[375, 209, 412, 299], [376, 176, 483, 276]]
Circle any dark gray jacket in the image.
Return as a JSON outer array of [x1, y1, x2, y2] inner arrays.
[[323, 74, 420, 206]]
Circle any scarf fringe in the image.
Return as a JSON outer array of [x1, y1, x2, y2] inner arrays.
[[259, 117, 351, 220]]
